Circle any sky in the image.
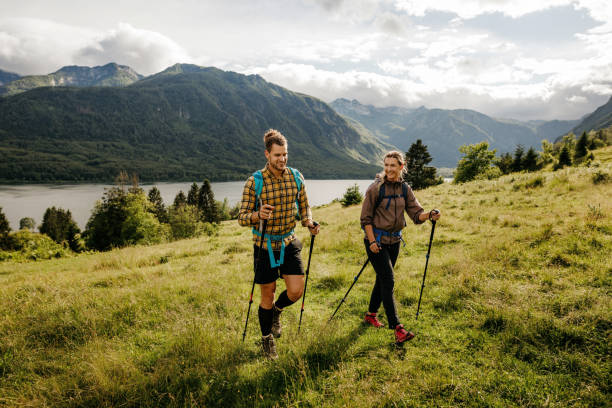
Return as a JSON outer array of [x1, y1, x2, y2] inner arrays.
[[0, 0, 611, 121]]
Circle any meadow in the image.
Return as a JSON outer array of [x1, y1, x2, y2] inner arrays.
[[0, 148, 611, 407]]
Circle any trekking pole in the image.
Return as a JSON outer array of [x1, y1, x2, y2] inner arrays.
[[329, 258, 370, 322], [298, 221, 319, 333], [416, 210, 439, 320], [242, 218, 268, 342]]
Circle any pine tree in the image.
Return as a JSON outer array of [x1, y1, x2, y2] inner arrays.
[[198, 180, 218, 223], [173, 191, 187, 208], [512, 145, 525, 172], [147, 187, 168, 223], [496, 152, 513, 174], [404, 139, 443, 190], [0, 206, 10, 235], [523, 147, 539, 172], [574, 131, 589, 160], [555, 145, 572, 170], [40, 207, 81, 250], [187, 182, 199, 207]]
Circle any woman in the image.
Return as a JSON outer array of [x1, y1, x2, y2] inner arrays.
[[360, 151, 441, 344]]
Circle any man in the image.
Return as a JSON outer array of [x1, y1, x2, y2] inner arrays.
[[238, 129, 320, 359]]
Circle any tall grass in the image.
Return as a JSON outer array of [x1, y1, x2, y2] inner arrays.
[[1, 147, 611, 407]]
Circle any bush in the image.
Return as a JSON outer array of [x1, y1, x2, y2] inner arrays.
[[168, 204, 205, 240], [340, 184, 363, 207], [476, 166, 502, 180], [592, 171, 610, 184], [85, 187, 166, 251], [0, 230, 69, 261], [19, 217, 36, 231], [454, 142, 497, 183]]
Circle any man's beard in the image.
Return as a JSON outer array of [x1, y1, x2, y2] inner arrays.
[[271, 161, 286, 171]]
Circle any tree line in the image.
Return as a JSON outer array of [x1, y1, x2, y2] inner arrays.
[[0, 171, 240, 259], [453, 128, 611, 183]]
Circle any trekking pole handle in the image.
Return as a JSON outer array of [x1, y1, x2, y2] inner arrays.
[[308, 221, 319, 234], [428, 209, 440, 223]]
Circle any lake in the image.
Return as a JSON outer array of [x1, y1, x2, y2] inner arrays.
[[0, 180, 376, 230]]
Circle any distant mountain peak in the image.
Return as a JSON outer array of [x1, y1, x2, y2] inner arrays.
[[0, 63, 143, 96], [0, 68, 21, 86], [331, 98, 579, 167]]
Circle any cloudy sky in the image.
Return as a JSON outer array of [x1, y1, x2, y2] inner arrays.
[[1, 0, 611, 120]]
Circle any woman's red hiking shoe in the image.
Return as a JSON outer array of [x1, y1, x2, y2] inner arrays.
[[394, 324, 415, 343], [364, 312, 383, 328]]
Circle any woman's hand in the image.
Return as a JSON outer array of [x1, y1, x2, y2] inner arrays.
[[429, 209, 441, 221], [369, 241, 380, 254]]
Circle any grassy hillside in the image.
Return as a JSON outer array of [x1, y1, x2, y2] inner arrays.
[[0, 148, 610, 407]]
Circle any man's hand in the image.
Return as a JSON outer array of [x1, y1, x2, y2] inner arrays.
[[308, 221, 320, 235], [258, 204, 275, 220]]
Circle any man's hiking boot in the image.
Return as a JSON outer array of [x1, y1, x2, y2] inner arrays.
[[364, 312, 383, 328], [394, 324, 415, 344], [271, 305, 283, 338], [261, 333, 278, 360]]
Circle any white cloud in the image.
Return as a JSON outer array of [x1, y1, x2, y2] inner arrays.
[[304, 0, 387, 23], [393, 0, 573, 19], [273, 34, 382, 64], [0, 19, 191, 76], [244, 62, 609, 120], [76, 23, 191, 75], [0, 18, 96, 74]]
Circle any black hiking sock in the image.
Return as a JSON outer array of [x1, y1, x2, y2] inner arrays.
[[258, 306, 274, 336], [275, 290, 295, 310]]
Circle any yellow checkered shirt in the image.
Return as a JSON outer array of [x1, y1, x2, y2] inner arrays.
[[238, 165, 312, 250]]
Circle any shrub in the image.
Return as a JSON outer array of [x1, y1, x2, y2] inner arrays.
[[168, 204, 205, 240], [592, 171, 610, 184], [85, 187, 166, 250], [340, 184, 363, 207], [454, 142, 497, 183], [0, 230, 68, 261]]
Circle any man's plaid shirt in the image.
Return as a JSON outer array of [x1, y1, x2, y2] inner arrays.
[[238, 164, 312, 250]]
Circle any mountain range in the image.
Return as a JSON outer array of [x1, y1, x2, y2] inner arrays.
[[0, 63, 142, 96], [330, 99, 580, 167], [0, 64, 385, 183], [0, 62, 610, 182], [561, 96, 612, 140]]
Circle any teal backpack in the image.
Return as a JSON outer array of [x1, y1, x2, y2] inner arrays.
[[252, 167, 303, 268]]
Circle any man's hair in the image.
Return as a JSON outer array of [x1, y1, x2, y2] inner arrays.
[[263, 129, 287, 152], [378, 150, 407, 179]]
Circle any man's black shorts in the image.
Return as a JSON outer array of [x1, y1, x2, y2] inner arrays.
[[253, 238, 305, 284]]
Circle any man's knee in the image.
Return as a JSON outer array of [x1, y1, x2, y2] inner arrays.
[[286, 287, 303, 302]]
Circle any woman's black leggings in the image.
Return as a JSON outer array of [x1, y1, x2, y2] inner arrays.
[[364, 239, 401, 329]]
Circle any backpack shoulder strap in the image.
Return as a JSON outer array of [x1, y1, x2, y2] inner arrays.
[[401, 182, 408, 201], [288, 167, 303, 192], [374, 179, 385, 210], [252, 170, 263, 210], [288, 167, 303, 215]]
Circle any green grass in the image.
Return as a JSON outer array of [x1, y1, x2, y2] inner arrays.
[[1, 147, 611, 407]]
